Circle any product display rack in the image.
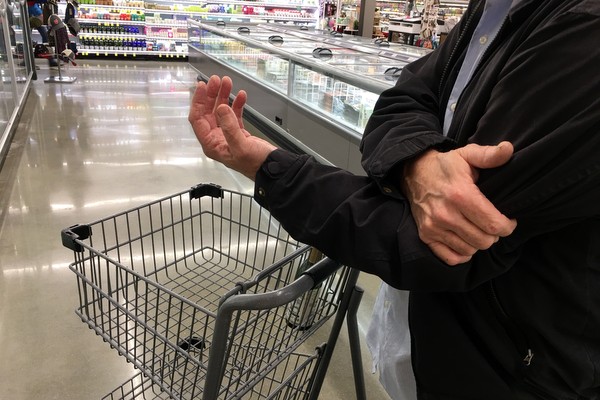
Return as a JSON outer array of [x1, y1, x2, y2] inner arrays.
[[76, 0, 185, 57], [335, 0, 359, 33], [185, 0, 320, 23], [188, 21, 430, 174], [73, 0, 319, 58], [374, 0, 409, 36]]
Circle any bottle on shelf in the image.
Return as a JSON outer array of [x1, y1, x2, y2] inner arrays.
[[285, 247, 324, 330]]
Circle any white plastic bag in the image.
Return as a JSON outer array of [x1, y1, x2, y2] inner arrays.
[[366, 283, 417, 400]]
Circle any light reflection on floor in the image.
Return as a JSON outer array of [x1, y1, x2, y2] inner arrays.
[[0, 59, 387, 400]]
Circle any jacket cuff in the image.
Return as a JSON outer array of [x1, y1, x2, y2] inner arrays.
[[254, 149, 307, 209], [367, 132, 456, 178], [365, 133, 456, 198]]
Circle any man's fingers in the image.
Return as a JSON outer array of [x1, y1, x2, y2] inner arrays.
[[419, 209, 497, 252], [204, 76, 222, 116], [429, 230, 478, 257], [232, 90, 247, 129], [461, 204, 517, 238], [188, 81, 217, 147], [428, 242, 472, 266], [189, 81, 207, 121], [215, 76, 233, 111], [458, 188, 517, 237], [458, 141, 514, 170], [216, 104, 245, 150]]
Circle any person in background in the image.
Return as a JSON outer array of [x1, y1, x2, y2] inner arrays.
[[27, 0, 49, 43], [188, 0, 599, 398]]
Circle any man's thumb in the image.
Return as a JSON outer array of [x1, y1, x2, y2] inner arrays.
[[459, 141, 514, 169]]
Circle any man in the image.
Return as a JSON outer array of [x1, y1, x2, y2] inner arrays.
[[188, 0, 599, 398]]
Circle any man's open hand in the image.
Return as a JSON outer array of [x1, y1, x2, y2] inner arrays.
[[188, 75, 276, 180]]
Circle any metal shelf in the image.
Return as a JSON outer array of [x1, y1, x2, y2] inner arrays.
[[77, 48, 187, 56], [79, 18, 147, 24]]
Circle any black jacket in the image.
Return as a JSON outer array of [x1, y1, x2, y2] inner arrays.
[[254, 0, 600, 398]]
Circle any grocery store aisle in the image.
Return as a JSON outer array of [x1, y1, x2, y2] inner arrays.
[[0, 60, 390, 399]]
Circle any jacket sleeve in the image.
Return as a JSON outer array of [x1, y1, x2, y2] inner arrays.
[[359, 0, 483, 193]]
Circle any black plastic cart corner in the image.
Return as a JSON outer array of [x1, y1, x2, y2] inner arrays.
[[61, 183, 367, 400]]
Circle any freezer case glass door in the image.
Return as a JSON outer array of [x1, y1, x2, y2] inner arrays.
[[291, 62, 379, 132], [192, 28, 290, 95]]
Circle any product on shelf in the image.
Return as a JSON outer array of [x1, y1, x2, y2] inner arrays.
[[79, 36, 148, 50], [79, 24, 145, 34], [75, 0, 319, 58]]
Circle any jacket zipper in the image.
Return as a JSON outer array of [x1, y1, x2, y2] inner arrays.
[[487, 280, 535, 366], [453, 10, 512, 145], [437, 0, 483, 100]]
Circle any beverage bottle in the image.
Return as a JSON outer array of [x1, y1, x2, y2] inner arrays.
[[285, 248, 324, 330]]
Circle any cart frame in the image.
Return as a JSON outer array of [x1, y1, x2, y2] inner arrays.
[[62, 183, 366, 400]]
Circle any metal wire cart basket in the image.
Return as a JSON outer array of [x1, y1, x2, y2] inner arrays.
[[61, 183, 366, 400]]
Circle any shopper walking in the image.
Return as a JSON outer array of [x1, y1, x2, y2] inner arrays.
[[188, 0, 600, 398]]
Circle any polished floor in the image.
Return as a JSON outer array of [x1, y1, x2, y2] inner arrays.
[[0, 59, 391, 400]]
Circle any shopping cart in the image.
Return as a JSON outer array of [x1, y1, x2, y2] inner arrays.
[[61, 183, 366, 400]]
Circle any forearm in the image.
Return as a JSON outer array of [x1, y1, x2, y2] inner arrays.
[[255, 149, 407, 284], [254, 149, 519, 291]]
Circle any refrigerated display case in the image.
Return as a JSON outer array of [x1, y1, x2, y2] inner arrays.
[[188, 20, 429, 174], [264, 23, 430, 61], [1, 0, 35, 169]]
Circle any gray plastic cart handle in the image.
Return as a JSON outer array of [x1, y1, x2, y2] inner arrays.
[[202, 257, 341, 399]]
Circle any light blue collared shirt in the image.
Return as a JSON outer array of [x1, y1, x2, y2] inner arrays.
[[443, 0, 519, 135]]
